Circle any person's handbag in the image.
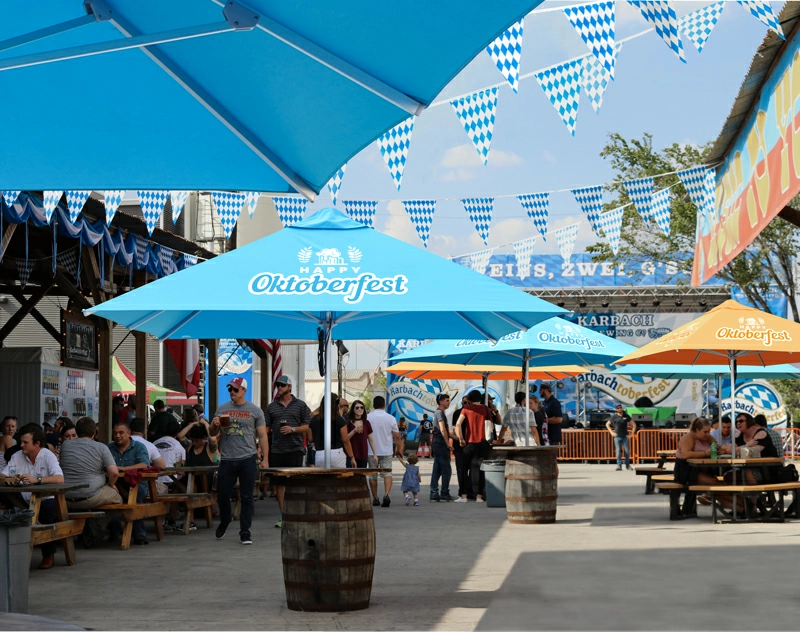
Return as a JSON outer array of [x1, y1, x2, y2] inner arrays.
[[775, 463, 799, 483]]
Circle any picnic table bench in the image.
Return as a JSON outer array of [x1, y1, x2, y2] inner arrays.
[[149, 465, 217, 535], [655, 450, 676, 468], [655, 481, 697, 521], [688, 482, 800, 523], [635, 467, 674, 494], [95, 472, 167, 550]]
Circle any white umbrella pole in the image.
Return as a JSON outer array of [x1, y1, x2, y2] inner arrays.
[[523, 349, 530, 447], [323, 319, 333, 468], [729, 352, 736, 478], [483, 374, 490, 441]]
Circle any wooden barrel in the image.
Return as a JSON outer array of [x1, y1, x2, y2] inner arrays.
[[504, 451, 558, 524], [281, 475, 376, 611]]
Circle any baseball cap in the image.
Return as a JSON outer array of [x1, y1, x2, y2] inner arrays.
[[227, 377, 248, 390], [43, 420, 54, 429], [436, 393, 450, 404], [274, 375, 292, 386]]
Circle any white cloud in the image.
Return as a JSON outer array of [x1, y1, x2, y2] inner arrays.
[[542, 149, 558, 164], [440, 168, 478, 182], [380, 200, 459, 258], [441, 144, 523, 168]]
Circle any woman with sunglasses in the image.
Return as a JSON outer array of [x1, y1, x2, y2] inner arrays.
[[734, 413, 779, 484], [308, 393, 354, 468], [347, 401, 378, 468]]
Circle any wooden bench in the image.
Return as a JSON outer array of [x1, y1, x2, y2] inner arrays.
[[635, 468, 674, 494], [96, 478, 167, 550], [689, 482, 800, 523], [148, 467, 217, 534], [655, 482, 697, 521]]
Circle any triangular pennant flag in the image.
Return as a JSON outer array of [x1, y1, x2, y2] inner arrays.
[[462, 198, 494, 246], [563, 2, 616, 79], [679, 1, 725, 52], [555, 223, 580, 263], [676, 166, 708, 211], [327, 165, 347, 205], [597, 206, 624, 255], [157, 245, 175, 275], [651, 187, 673, 236], [244, 192, 260, 219], [211, 191, 247, 239], [377, 117, 415, 190], [469, 248, 495, 275], [56, 248, 79, 277], [512, 236, 537, 280], [628, 1, 686, 62], [65, 191, 90, 224], [623, 177, 654, 223], [273, 197, 307, 227], [517, 193, 549, 241], [43, 191, 62, 223], [572, 185, 604, 237], [2, 191, 20, 209], [736, 1, 784, 38], [703, 167, 717, 229], [137, 190, 169, 235], [450, 88, 499, 165], [581, 42, 623, 114], [170, 191, 189, 222], [342, 200, 378, 228], [485, 19, 524, 93], [403, 200, 436, 248], [16, 259, 33, 289], [132, 235, 149, 268], [102, 190, 124, 226], [182, 253, 198, 269], [534, 59, 583, 135]]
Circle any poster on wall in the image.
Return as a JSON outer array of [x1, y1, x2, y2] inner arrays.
[[720, 379, 786, 428], [215, 339, 253, 405], [61, 310, 98, 370]]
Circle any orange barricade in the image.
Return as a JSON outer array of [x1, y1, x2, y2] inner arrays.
[[556, 429, 686, 463], [633, 429, 686, 464]]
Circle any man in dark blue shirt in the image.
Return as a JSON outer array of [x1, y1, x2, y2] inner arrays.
[[539, 384, 563, 446], [107, 421, 150, 545]]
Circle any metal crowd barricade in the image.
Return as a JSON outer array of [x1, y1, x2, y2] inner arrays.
[[556, 429, 687, 463]]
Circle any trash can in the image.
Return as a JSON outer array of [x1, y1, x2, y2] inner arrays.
[[0, 508, 34, 613], [480, 460, 506, 508]]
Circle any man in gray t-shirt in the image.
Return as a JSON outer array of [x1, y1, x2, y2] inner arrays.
[[59, 417, 122, 510]]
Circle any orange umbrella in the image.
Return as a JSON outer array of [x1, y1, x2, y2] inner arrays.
[[386, 362, 587, 381]]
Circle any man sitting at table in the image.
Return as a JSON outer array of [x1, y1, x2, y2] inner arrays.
[[710, 416, 739, 454], [154, 419, 187, 531], [108, 421, 151, 546], [61, 417, 122, 510], [0, 423, 64, 569]]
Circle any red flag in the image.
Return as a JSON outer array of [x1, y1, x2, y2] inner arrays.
[[165, 340, 201, 397], [257, 339, 283, 400]]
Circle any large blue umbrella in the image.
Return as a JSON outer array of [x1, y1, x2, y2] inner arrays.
[[0, 1, 541, 195]]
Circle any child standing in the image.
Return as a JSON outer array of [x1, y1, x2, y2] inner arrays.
[[399, 454, 421, 506]]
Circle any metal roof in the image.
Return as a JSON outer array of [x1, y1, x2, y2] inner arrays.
[[706, 3, 800, 165]]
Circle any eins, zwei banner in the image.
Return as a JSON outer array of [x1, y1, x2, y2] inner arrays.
[[693, 33, 800, 286]]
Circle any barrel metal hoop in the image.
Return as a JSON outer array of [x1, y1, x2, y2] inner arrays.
[[504, 474, 558, 480], [282, 510, 375, 523], [284, 580, 374, 591], [287, 599, 371, 612], [285, 490, 370, 501], [283, 556, 376, 568], [505, 496, 558, 503], [507, 510, 557, 517]]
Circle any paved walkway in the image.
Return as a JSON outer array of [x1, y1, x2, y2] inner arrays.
[[26, 461, 800, 630]]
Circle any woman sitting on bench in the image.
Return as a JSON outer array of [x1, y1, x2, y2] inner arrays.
[[734, 413, 779, 484], [674, 417, 717, 487]]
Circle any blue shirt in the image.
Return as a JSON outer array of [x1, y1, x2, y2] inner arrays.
[[543, 395, 562, 420], [107, 440, 150, 468]]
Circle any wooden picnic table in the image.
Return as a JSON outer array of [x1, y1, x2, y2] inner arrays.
[[656, 450, 676, 468], [144, 467, 218, 535], [0, 482, 88, 566]]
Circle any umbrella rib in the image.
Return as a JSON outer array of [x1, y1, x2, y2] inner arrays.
[[0, 14, 97, 54], [492, 312, 532, 332], [157, 311, 201, 341], [253, 311, 320, 323], [122, 311, 166, 330], [454, 312, 497, 344], [334, 312, 396, 324]]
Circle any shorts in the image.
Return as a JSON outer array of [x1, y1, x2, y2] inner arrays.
[[418, 432, 431, 445], [314, 448, 347, 468], [155, 481, 170, 497], [270, 451, 305, 468], [369, 455, 394, 480]]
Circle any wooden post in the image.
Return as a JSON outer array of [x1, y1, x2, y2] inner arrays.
[[205, 339, 218, 416], [98, 323, 112, 443], [134, 331, 148, 424]]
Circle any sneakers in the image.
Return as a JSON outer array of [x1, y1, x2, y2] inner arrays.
[[454, 497, 469, 503], [405, 494, 411, 505], [413, 499, 419, 506], [475, 498, 485, 503], [439, 494, 457, 502], [275, 518, 283, 529], [429, 494, 440, 503], [163, 519, 178, 533], [372, 498, 380, 507], [697, 494, 712, 506], [381, 495, 391, 508], [615, 466, 622, 471], [178, 522, 197, 531], [133, 535, 149, 545], [241, 533, 253, 545], [215, 522, 229, 540], [626, 465, 633, 471]]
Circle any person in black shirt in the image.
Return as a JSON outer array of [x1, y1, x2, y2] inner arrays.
[[308, 393, 354, 468], [451, 398, 474, 499], [605, 404, 635, 470], [539, 384, 563, 445], [418, 414, 432, 457]]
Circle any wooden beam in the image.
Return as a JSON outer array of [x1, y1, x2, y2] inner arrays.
[[6, 288, 61, 342], [134, 331, 148, 424], [81, 246, 107, 304], [98, 324, 112, 443], [778, 205, 800, 229], [0, 223, 16, 255], [204, 339, 218, 416], [0, 281, 54, 342], [52, 268, 92, 311]]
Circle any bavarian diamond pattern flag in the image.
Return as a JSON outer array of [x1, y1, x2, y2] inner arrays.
[[450, 88, 499, 165], [517, 193, 549, 240], [679, 1, 725, 52], [342, 200, 378, 228], [327, 165, 347, 205], [512, 236, 537, 280], [170, 191, 189, 222], [133, 235, 149, 268], [597, 206, 624, 255], [485, 19, 524, 93], [563, 2, 616, 79], [737, 0, 784, 38], [555, 223, 580, 263], [103, 190, 124, 226], [66, 190, 90, 224], [2, 191, 20, 209], [535, 59, 582, 136], [677, 166, 708, 213], [628, 1, 686, 62], [273, 197, 307, 227], [403, 200, 436, 248], [462, 198, 494, 245], [377, 117, 415, 190], [182, 253, 198, 268], [244, 192, 260, 219], [56, 248, 79, 277], [157, 245, 175, 275], [16, 259, 33, 289], [651, 187, 672, 236], [211, 191, 246, 239], [623, 177, 654, 223], [703, 167, 717, 227], [469, 248, 495, 275], [572, 185, 603, 237], [581, 42, 622, 114], [138, 190, 169, 235], [43, 191, 62, 223]]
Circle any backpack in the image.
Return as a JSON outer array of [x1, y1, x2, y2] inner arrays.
[[775, 463, 799, 484]]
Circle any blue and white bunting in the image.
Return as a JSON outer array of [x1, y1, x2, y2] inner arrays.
[[273, 197, 307, 227], [16, 259, 33, 289], [2, 191, 20, 209], [572, 185, 604, 237], [581, 42, 623, 114], [462, 198, 494, 246], [157, 245, 175, 275], [677, 166, 708, 212], [403, 200, 436, 248], [628, 1, 686, 63], [737, 1, 784, 38], [450, 88, 499, 165], [623, 177, 654, 223], [534, 59, 583, 136], [485, 19, 524, 93], [469, 248, 495, 275], [244, 192, 260, 219], [137, 190, 169, 236], [703, 167, 717, 226], [182, 253, 198, 268], [327, 165, 347, 206], [103, 190, 124, 225], [56, 248, 79, 278], [563, 2, 616, 79], [43, 191, 62, 223], [679, 2, 725, 53], [651, 187, 672, 236], [170, 191, 189, 223], [132, 235, 149, 268], [512, 236, 537, 280], [597, 206, 624, 255], [211, 191, 246, 239], [555, 223, 580, 263], [377, 117, 415, 190], [517, 193, 549, 240], [342, 200, 378, 228], [66, 190, 90, 224]]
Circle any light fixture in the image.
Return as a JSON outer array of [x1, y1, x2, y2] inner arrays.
[[601, 299, 609, 308], [699, 299, 707, 307], [652, 297, 660, 306], [675, 298, 683, 307], [557, 299, 565, 307], [579, 299, 587, 308], [630, 298, 638, 307]]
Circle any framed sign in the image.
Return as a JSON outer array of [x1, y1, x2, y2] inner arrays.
[[61, 310, 98, 370]]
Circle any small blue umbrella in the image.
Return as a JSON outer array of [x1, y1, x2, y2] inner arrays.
[[0, 1, 541, 195], [611, 364, 800, 380]]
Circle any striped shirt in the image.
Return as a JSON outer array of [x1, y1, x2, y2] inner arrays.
[[502, 404, 536, 445]]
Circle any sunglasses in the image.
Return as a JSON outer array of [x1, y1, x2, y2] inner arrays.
[[736, 419, 747, 424], [354, 405, 365, 410], [277, 383, 289, 388], [227, 386, 240, 393]]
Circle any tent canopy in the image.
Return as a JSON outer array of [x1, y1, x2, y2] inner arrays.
[[112, 356, 194, 406]]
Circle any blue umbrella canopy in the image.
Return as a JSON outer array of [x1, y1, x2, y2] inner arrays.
[[611, 364, 800, 380], [0, 1, 542, 196], [390, 317, 636, 367], [85, 208, 565, 340]]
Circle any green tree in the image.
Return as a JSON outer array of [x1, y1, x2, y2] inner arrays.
[[586, 133, 800, 321]]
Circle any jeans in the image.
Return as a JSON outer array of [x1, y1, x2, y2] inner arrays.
[[454, 450, 473, 497], [38, 498, 58, 557], [430, 443, 451, 497], [462, 441, 491, 498], [217, 456, 258, 535], [614, 436, 630, 467]]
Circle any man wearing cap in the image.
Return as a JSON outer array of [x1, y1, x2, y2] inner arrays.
[[210, 377, 268, 545], [539, 384, 563, 446], [266, 375, 311, 529], [429, 393, 456, 502]]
